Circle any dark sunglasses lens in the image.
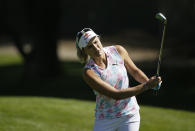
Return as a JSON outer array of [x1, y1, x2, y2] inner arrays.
[[77, 32, 82, 38], [83, 28, 91, 32], [77, 28, 92, 40]]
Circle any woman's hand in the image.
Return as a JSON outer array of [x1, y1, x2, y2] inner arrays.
[[144, 76, 162, 90]]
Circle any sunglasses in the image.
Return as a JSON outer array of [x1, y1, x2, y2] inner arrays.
[[76, 28, 92, 40]]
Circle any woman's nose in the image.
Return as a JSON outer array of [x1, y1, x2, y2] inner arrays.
[[92, 44, 99, 50]]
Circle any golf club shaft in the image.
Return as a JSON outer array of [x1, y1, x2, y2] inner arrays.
[[156, 23, 166, 76]]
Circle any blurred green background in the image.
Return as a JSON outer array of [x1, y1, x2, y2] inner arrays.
[[0, 0, 194, 130]]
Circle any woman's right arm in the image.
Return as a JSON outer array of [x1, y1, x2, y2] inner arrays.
[[83, 68, 161, 100]]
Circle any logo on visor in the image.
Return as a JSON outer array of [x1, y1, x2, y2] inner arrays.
[[83, 33, 91, 40]]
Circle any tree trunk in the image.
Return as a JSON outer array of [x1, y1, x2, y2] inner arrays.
[[4, 0, 61, 79]]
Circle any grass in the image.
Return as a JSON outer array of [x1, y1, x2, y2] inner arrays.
[[140, 106, 195, 131], [0, 55, 23, 66], [0, 97, 195, 131], [0, 97, 94, 131]]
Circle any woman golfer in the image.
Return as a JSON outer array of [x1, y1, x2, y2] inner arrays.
[[76, 28, 162, 131]]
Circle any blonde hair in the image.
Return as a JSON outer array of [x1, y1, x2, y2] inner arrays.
[[76, 45, 89, 64]]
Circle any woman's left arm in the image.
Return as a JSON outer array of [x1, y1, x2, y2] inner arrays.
[[115, 45, 149, 83]]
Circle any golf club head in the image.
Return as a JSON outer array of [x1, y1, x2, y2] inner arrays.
[[155, 13, 167, 24]]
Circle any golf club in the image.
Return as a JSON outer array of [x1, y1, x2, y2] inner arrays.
[[153, 13, 167, 95], [156, 12, 167, 77]]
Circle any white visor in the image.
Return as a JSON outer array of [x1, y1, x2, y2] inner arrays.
[[78, 30, 98, 50]]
